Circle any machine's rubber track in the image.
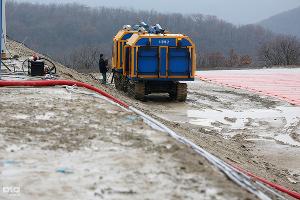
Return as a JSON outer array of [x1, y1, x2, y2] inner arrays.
[[176, 83, 187, 102], [114, 73, 122, 91], [114, 73, 129, 92], [117, 74, 186, 102], [121, 76, 128, 92], [169, 90, 177, 100], [134, 82, 146, 100]]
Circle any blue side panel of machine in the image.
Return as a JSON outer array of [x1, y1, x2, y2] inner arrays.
[[151, 38, 176, 47], [168, 48, 190, 76], [180, 38, 192, 47], [159, 48, 167, 76], [122, 33, 133, 40], [136, 38, 150, 46], [138, 47, 158, 75]]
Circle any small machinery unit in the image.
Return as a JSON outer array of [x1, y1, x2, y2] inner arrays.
[[112, 22, 196, 101], [23, 54, 57, 77], [28, 59, 45, 76]]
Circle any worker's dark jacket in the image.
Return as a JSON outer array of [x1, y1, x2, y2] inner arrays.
[[99, 58, 108, 73]]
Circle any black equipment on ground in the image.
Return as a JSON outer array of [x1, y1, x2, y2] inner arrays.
[[22, 57, 57, 77], [28, 60, 45, 76]]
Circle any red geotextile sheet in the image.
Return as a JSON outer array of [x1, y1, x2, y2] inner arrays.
[[196, 71, 300, 106]]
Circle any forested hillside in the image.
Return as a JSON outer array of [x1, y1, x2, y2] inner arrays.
[[6, 1, 281, 71], [260, 6, 300, 39]]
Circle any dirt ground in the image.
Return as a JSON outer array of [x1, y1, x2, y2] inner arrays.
[[0, 87, 256, 200], [147, 80, 300, 186], [2, 39, 299, 199], [77, 71, 300, 195], [95, 78, 300, 195], [0, 40, 261, 199]]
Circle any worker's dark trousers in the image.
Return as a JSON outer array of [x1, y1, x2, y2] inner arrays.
[[102, 73, 107, 84]]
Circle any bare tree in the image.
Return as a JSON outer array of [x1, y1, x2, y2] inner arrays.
[[199, 52, 226, 69], [239, 55, 252, 66], [199, 50, 253, 69], [66, 46, 104, 72], [226, 49, 240, 67], [259, 35, 300, 66], [208, 52, 226, 69]]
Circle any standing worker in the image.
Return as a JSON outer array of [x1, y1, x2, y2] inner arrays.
[[99, 54, 108, 84]]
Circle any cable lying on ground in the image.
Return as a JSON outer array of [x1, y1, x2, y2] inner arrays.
[[0, 79, 299, 200], [0, 80, 129, 108]]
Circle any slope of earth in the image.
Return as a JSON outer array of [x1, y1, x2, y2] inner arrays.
[[84, 70, 300, 195], [0, 40, 259, 199], [95, 77, 300, 195], [0, 87, 255, 200], [5, 39, 299, 198]]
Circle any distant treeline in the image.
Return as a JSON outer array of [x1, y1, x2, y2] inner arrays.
[[6, 1, 300, 71]]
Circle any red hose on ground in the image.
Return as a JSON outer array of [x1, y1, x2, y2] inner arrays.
[[1, 79, 300, 199], [233, 165, 300, 199], [0, 80, 129, 108]]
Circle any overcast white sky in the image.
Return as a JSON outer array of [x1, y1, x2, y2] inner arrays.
[[13, 0, 300, 25]]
